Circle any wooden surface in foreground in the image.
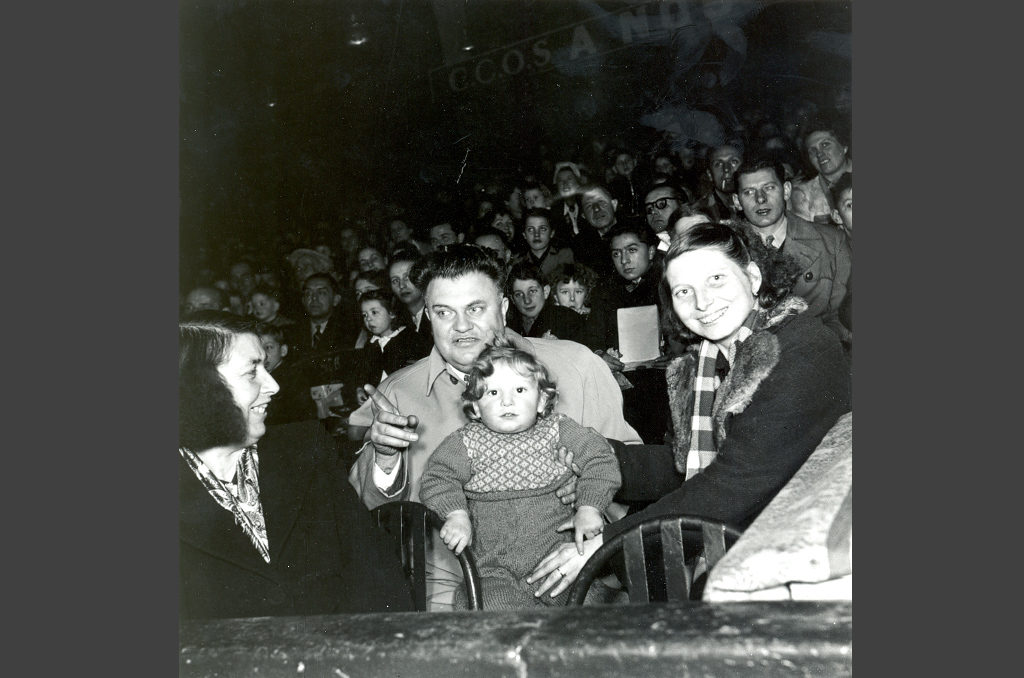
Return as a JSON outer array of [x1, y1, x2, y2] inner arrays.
[[180, 601, 851, 677]]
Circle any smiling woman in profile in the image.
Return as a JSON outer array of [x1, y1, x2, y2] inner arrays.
[[178, 311, 412, 618]]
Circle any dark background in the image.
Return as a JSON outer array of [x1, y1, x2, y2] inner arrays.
[[180, 0, 851, 272]]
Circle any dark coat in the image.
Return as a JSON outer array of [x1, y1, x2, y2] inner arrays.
[[180, 421, 414, 619], [507, 301, 586, 344], [609, 298, 851, 533]]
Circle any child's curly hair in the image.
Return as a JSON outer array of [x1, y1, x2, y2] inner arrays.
[[461, 336, 559, 421]]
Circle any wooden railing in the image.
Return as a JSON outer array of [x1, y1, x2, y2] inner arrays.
[[180, 601, 851, 677]]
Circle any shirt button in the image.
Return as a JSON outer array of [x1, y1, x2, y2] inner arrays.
[[804, 271, 814, 281]]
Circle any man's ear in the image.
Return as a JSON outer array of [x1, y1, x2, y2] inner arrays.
[[783, 181, 792, 202], [542, 284, 551, 300], [611, 197, 619, 211], [456, 233, 465, 243], [332, 293, 342, 308], [500, 295, 509, 323], [280, 344, 289, 358], [732, 194, 743, 212]]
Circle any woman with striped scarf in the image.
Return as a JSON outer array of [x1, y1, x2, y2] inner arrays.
[[529, 221, 851, 599]]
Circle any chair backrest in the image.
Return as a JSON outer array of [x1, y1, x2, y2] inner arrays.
[[372, 501, 483, 610], [566, 514, 743, 605]]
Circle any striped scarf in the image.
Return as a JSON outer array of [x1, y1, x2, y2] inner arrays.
[[179, 445, 270, 563], [684, 311, 758, 480]]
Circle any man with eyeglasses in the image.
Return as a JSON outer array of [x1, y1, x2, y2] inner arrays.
[[733, 155, 852, 348], [643, 185, 685, 252]]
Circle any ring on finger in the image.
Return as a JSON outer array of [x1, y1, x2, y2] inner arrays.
[[556, 567, 566, 577]]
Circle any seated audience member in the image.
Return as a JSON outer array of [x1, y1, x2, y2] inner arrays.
[[550, 161, 584, 241], [386, 217, 429, 255], [257, 323, 317, 426], [289, 273, 359, 367], [505, 260, 585, 343], [789, 122, 852, 225], [667, 205, 713, 243], [732, 155, 852, 347], [346, 244, 641, 610], [356, 245, 388, 274], [429, 218, 467, 251], [548, 263, 606, 352], [357, 288, 422, 389], [285, 247, 334, 317], [648, 151, 695, 203], [528, 222, 851, 599], [574, 183, 621, 280], [249, 284, 295, 328], [485, 206, 523, 255], [606, 146, 643, 220], [473, 226, 514, 267], [179, 311, 413, 618], [643, 184, 688, 253], [695, 142, 744, 222], [347, 243, 641, 509], [388, 246, 434, 358], [182, 285, 229, 317], [350, 269, 389, 349], [420, 337, 621, 609], [517, 207, 575, 279], [229, 259, 258, 314], [829, 171, 853, 238], [522, 177, 553, 210]]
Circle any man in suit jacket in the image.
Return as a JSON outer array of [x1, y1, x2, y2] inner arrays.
[[287, 272, 360, 385], [732, 156, 852, 345]]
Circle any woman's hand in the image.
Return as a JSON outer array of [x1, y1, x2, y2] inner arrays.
[[527, 533, 604, 599]]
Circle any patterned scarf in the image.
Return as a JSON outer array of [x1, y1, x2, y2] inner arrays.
[[684, 311, 758, 480], [179, 445, 270, 563]]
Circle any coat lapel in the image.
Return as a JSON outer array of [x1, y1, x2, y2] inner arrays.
[[783, 215, 822, 272], [257, 431, 316, 562]]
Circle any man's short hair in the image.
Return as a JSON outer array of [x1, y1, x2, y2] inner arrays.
[[578, 183, 614, 202], [734, 155, 788, 189], [302, 272, 339, 295], [523, 207, 553, 224], [410, 243, 507, 298], [179, 311, 258, 450], [643, 184, 684, 204], [506, 259, 547, 295], [706, 139, 745, 170], [605, 220, 657, 248], [249, 283, 281, 303], [255, 322, 287, 345], [473, 226, 512, 250]]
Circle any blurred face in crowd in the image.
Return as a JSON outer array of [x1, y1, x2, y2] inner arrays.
[[425, 271, 509, 373], [806, 130, 849, 179], [708, 145, 743, 194], [613, 152, 636, 177], [292, 255, 323, 285], [581, 187, 618, 234], [249, 292, 280, 322], [555, 168, 580, 198], [357, 247, 387, 273], [523, 187, 548, 209], [506, 187, 524, 219], [183, 287, 224, 315], [389, 219, 413, 244], [474, 233, 510, 263], [610, 232, 655, 282], [523, 215, 552, 255], [644, 186, 681, 233], [490, 213, 515, 242], [354, 276, 382, 299], [554, 279, 588, 313], [389, 259, 423, 309], [832, 186, 853, 232], [429, 223, 463, 250], [258, 333, 287, 372], [471, 362, 547, 435], [230, 263, 256, 298], [216, 333, 280, 448], [666, 247, 761, 353], [511, 278, 549, 320], [735, 167, 791, 229], [361, 299, 396, 337], [654, 155, 675, 176], [302, 276, 340, 322]]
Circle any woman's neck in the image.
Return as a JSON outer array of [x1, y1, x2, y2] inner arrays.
[[196, 446, 246, 482]]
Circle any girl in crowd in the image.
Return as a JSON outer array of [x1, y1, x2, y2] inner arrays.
[[529, 222, 851, 599], [420, 338, 621, 609]]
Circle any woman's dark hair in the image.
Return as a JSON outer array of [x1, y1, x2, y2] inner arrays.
[[179, 311, 256, 451], [461, 336, 558, 420], [657, 221, 803, 344]]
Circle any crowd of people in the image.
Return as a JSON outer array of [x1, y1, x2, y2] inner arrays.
[[179, 102, 853, 617]]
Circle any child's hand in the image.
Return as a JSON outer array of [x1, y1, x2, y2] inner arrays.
[[572, 506, 605, 555], [439, 510, 472, 555]]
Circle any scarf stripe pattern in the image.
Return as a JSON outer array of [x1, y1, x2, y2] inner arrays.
[[180, 446, 271, 563], [684, 313, 757, 480]]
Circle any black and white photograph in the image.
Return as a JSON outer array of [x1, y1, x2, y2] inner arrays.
[[178, 1, 853, 674]]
